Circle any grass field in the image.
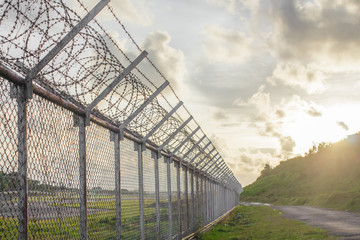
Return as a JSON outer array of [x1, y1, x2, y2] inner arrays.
[[0, 196, 189, 239], [197, 205, 337, 240]]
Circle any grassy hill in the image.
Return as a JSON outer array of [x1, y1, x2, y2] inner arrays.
[[240, 133, 360, 211]]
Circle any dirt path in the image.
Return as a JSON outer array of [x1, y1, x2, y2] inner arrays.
[[273, 206, 360, 239], [240, 202, 360, 239]]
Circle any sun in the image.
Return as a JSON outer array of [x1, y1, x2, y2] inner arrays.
[[283, 104, 359, 156]]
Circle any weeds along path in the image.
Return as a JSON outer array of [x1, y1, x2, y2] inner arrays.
[[274, 205, 360, 239]]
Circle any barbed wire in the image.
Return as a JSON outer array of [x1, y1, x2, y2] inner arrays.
[[0, 0, 222, 167]]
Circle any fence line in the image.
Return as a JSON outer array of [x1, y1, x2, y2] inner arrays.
[[0, 0, 242, 239]]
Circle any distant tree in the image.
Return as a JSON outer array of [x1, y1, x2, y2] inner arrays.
[[260, 163, 272, 177], [305, 142, 329, 156]]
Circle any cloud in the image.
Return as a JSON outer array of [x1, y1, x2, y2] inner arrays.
[[213, 110, 229, 121], [142, 31, 186, 91], [307, 106, 322, 117], [210, 134, 229, 154], [204, 0, 260, 14], [234, 87, 330, 156], [201, 25, 252, 63], [233, 85, 270, 114], [337, 121, 349, 131], [275, 109, 285, 118], [226, 147, 281, 185], [279, 135, 296, 152], [260, 122, 296, 153], [79, 0, 153, 26], [267, 62, 327, 94], [204, 0, 239, 13], [268, 0, 360, 71], [240, 147, 277, 155]]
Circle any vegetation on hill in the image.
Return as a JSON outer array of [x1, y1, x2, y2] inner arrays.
[[241, 133, 360, 211]]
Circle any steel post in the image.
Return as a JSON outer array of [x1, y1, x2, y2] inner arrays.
[[151, 151, 161, 239], [176, 162, 181, 239], [190, 168, 195, 231], [135, 143, 145, 240], [16, 85, 28, 240], [195, 170, 200, 229], [184, 166, 189, 234], [110, 131, 122, 239], [74, 115, 87, 240], [166, 157, 173, 239]]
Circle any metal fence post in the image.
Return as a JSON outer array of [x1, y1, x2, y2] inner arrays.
[[110, 131, 121, 239], [207, 179, 210, 223], [73, 114, 87, 240], [211, 181, 214, 221], [176, 161, 181, 239], [194, 169, 198, 229], [204, 176, 208, 224], [208, 180, 212, 222], [190, 167, 195, 231], [165, 157, 173, 239], [16, 84, 28, 240], [151, 151, 161, 239], [135, 143, 145, 240], [184, 166, 188, 234], [200, 175, 204, 226]]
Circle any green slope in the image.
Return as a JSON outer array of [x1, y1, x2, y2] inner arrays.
[[240, 133, 360, 211]]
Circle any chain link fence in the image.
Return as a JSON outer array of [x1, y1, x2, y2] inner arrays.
[[0, 0, 242, 239]]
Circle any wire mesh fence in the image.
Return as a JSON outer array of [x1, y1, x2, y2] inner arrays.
[[0, 0, 242, 239]]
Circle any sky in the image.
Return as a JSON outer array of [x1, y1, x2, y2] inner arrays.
[[87, 0, 360, 186]]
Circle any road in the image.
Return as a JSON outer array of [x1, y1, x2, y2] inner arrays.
[[240, 203, 360, 239], [274, 206, 360, 239]]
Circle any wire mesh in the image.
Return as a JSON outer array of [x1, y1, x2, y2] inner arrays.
[[120, 138, 140, 240], [86, 122, 116, 239], [26, 91, 80, 239], [158, 157, 169, 240], [142, 150, 157, 239], [0, 79, 19, 239], [180, 166, 186, 235], [194, 174, 201, 231], [0, 0, 242, 238], [187, 170, 192, 232], [170, 161, 179, 237]]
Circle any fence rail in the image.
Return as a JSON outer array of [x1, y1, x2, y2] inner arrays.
[[0, 0, 242, 239]]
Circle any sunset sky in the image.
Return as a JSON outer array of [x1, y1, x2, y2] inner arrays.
[[87, 0, 360, 186]]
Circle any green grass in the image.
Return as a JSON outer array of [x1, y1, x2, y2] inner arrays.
[[197, 205, 337, 240], [0, 197, 176, 239]]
